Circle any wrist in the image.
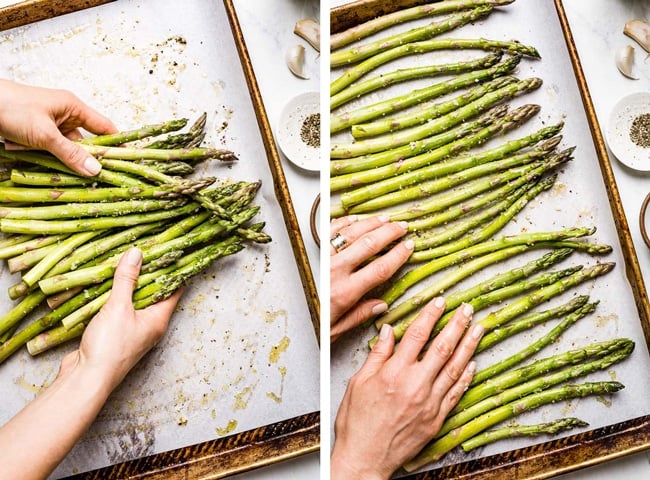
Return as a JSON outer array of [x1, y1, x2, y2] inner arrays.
[[330, 444, 389, 480]]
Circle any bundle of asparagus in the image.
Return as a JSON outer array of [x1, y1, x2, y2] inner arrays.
[[0, 113, 270, 363], [331, 0, 631, 471]]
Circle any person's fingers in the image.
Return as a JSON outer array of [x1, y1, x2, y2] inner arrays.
[[393, 297, 446, 364], [330, 215, 358, 237], [333, 215, 391, 251], [138, 288, 184, 344], [422, 303, 474, 379], [331, 299, 388, 343], [107, 248, 142, 307], [63, 128, 84, 142], [335, 221, 408, 270], [69, 99, 118, 135], [361, 323, 395, 376], [430, 323, 483, 399], [351, 239, 413, 293], [436, 361, 477, 420], [45, 131, 102, 176]]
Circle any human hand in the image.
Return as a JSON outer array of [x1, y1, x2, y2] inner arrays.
[[331, 298, 484, 480], [58, 248, 182, 392], [0, 79, 116, 176], [330, 215, 413, 343]]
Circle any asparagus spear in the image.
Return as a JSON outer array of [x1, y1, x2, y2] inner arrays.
[[330, 53, 502, 110], [10, 170, 94, 187], [438, 346, 631, 440], [0, 234, 68, 259], [78, 118, 188, 146], [135, 160, 194, 176], [471, 302, 598, 386], [330, 0, 515, 50], [0, 181, 214, 204], [333, 117, 559, 202], [351, 77, 541, 139], [0, 233, 35, 251], [0, 202, 201, 234], [476, 296, 591, 353], [330, 105, 510, 180], [330, 55, 521, 135], [453, 338, 632, 414], [475, 262, 615, 333], [380, 227, 595, 306], [80, 144, 237, 162], [331, 6, 494, 67], [331, 38, 540, 96], [8, 244, 59, 273], [0, 198, 188, 220], [461, 418, 589, 452], [143, 113, 207, 150], [0, 291, 47, 338]]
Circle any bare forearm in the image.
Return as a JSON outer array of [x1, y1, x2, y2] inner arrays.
[[0, 362, 112, 480]]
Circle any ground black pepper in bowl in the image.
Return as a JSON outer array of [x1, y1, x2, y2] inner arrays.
[[630, 113, 650, 148], [300, 113, 320, 148]]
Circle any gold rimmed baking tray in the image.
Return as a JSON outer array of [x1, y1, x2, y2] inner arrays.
[[0, 0, 320, 478], [330, 0, 650, 478]]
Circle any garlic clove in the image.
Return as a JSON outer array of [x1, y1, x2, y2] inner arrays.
[[624, 19, 650, 53], [294, 18, 320, 52], [286, 44, 309, 79], [615, 44, 639, 80]]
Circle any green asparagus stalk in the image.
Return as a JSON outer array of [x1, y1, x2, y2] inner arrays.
[[334, 117, 560, 204], [439, 347, 631, 439], [0, 234, 68, 259], [330, 53, 502, 110], [143, 113, 207, 150], [330, 38, 540, 96], [8, 244, 59, 273], [461, 418, 590, 452], [351, 77, 541, 139], [330, 55, 521, 135], [330, 0, 515, 50], [78, 118, 188, 146], [0, 233, 35, 250], [331, 7, 494, 67], [439, 344, 632, 439], [381, 227, 595, 306], [0, 146, 149, 188], [80, 144, 237, 162], [405, 381, 624, 470], [475, 262, 615, 333], [476, 296, 590, 353], [0, 202, 201, 234], [453, 338, 632, 414], [10, 170, 94, 187], [0, 198, 188, 220], [330, 105, 510, 181], [471, 302, 598, 386], [135, 160, 194, 176], [0, 179, 214, 203], [0, 291, 47, 338]]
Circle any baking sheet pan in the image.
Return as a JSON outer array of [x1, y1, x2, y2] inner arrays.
[[0, 0, 320, 478], [330, 0, 650, 477]]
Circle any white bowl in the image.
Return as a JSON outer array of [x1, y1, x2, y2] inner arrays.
[[276, 91, 320, 172], [606, 92, 650, 171]]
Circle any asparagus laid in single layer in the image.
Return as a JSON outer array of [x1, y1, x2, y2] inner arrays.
[[331, 55, 521, 135], [80, 144, 237, 162], [330, 0, 515, 50], [330, 53, 502, 110], [331, 6, 494, 67], [10, 170, 94, 187], [460, 418, 589, 452], [331, 38, 540, 96]]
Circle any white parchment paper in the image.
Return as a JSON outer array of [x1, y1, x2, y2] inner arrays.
[[0, 1, 319, 478], [330, 0, 650, 475]]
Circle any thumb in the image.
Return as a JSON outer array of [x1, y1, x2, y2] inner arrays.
[[361, 323, 395, 375], [108, 248, 143, 306], [46, 131, 102, 176]]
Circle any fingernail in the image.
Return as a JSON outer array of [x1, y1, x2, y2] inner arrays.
[[462, 303, 474, 318], [372, 302, 388, 315], [434, 297, 445, 309], [84, 157, 102, 175], [471, 324, 484, 339], [467, 361, 477, 374], [378, 214, 390, 223], [125, 248, 142, 266], [404, 239, 415, 250], [379, 323, 392, 340], [398, 221, 408, 230]]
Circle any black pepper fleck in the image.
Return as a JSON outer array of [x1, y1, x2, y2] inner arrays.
[[300, 113, 320, 148], [630, 113, 650, 148]]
